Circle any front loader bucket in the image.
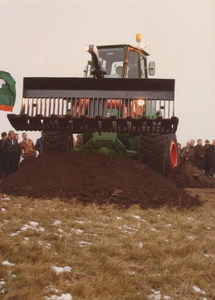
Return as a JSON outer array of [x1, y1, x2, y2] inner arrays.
[[7, 77, 178, 134]]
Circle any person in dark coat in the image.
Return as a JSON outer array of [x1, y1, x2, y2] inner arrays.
[[0, 132, 8, 180], [2, 130, 19, 177], [189, 139, 195, 165], [209, 139, 215, 177], [182, 146, 193, 165], [204, 139, 211, 175], [193, 139, 206, 171], [35, 131, 43, 154]]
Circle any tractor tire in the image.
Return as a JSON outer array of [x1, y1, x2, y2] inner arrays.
[[139, 133, 178, 176], [41, 131, 73, 153]]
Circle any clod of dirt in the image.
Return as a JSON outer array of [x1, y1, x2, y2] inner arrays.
[[167, 165, 215, 188], [1, 153, 212, 209]]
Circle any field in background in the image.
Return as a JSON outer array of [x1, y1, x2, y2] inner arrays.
[[0, 189, 215, 300]]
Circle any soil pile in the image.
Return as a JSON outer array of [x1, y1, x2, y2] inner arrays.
[[1, 153, 211, 209], [167, 165, 215, 188]]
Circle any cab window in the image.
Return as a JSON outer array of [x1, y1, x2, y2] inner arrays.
[[126, 50, 139, 78]]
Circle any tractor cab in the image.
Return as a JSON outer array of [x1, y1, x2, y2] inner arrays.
[[84, 44, 155, 79]]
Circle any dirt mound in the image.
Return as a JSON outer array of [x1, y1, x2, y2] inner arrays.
[[1, 153, 209, 209], [167, 165, 215, 188]]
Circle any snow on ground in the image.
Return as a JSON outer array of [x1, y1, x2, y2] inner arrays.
[[44, 293, 72, 300], [1, 260, 15, 266], [52, 266, 71, 275]]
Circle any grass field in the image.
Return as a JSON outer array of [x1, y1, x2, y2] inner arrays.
[[0, 189, 215, 300]]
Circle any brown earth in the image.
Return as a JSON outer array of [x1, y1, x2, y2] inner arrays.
[[1, 153, 215, 209]]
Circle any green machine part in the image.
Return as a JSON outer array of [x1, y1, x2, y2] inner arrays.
[[71, 132, 139, 159]]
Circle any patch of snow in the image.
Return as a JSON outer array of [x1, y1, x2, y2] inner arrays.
[[187, 236, 195, 240], [21, 222, 44, 232], [193, 285, 206, 294], [123, 225, 138, 231], [0, 195, 10, 201], [1, 208, 6, 212], [206, 227, 210, 230], [138, 242, 143, 248], [71, 228, 84, 234], [127, 271, 136, 275], [75, 220, 84, 224], [150, 228, 157, 231], [165, 239, 169, 242], [10, 231, 20, 236], [204, 253, 211, 258], [0, 280, 5, 287], [4, 220, 10, 223], [79, 241, 93, 245], [116, 216, 122, 220], [2, 260, 15, 266], [44, 293, 72, 300], [187, 217, 194, 220], [165, 224, 172, 227], [16, 204, 21, 208], [53, 220, 61, 226], [132, 215, 140, 220], [52, 266, 71, 275]]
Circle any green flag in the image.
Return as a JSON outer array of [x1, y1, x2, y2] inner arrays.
[[0, 71, 16, 112]]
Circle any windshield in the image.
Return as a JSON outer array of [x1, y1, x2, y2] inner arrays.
[[97, 47, 125, 77]]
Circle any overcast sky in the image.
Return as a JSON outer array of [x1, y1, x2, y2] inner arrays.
[[1, 0, 215, 146]]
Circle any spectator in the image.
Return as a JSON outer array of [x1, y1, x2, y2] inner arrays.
[[182, 146, 193, 165], [177, 143, 183, 166], [19, 132, 36, 159], [186, 141, 190, 147], [74, 134, 82, 149], [189, 139, 195, 164], [204, 139, 210, 175], [209, 139, 215, 177], [35, 131, 43, 154], [1, 130, 18, 177], [193, 139, 206, 171], [0, 132, 8, 180], [14, 133, 20, 171]]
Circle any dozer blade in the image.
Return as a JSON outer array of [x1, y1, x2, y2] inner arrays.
[[7, 77, 178, 134]]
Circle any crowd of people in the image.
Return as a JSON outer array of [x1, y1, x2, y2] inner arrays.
[[0, 130, 42, 181], [178, 139, 215, 177], [0, 130, 215, 181]]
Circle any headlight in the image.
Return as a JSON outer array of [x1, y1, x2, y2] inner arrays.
[[83, 45, 90, 52], [138, 99, 145, 106]]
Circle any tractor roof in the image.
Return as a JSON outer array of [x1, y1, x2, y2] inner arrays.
[[97, 44, 149, 56]]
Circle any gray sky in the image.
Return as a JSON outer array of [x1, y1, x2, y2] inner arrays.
[[1, 0, 215, 146]]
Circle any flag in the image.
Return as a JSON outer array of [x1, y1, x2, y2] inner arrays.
[[0, 71, 16, 112]]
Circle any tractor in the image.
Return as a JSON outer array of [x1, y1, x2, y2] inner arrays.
[[7, 34, 179, 176]]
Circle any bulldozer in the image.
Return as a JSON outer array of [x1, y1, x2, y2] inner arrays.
[[7, 34, 179, 176]]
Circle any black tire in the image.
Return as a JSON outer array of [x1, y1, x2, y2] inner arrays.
[[139, 133, 178, 176], [42, 131, 73, 153]]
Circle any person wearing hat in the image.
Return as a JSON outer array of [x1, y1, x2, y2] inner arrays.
[[204, 139, 210, 175], [0, 132, 8, 180]]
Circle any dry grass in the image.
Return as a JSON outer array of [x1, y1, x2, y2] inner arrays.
[[0, 190, 215, 300]]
